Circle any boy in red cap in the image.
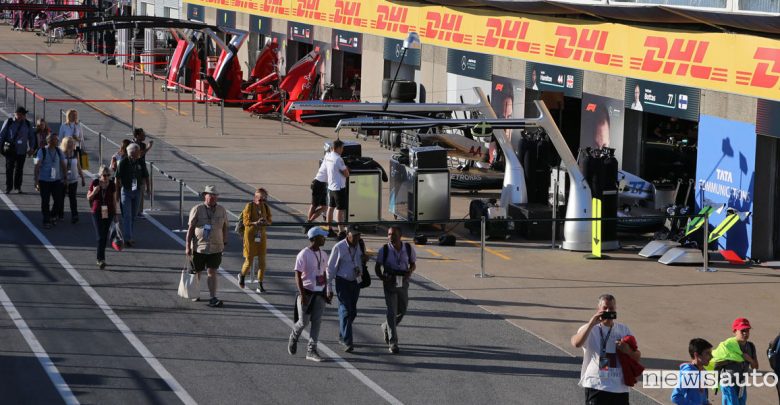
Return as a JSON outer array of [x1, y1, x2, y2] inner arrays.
[[709, 318, 758, 405]]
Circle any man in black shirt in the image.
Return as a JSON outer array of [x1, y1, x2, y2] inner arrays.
[[115, 143, 149, 246]]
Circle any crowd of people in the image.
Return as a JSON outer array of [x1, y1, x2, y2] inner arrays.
[[183, 182, 418, 358], [7, 105, 780, 402], [573, 294, 780, 405], [0, 106, 155, 268]]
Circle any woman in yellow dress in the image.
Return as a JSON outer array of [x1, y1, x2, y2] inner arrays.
[[239, 188, 272, 292]]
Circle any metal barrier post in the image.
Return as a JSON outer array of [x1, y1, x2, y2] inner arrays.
[[204, 96, 209, 127], [177, 83, 181, 115], [35, 53, 38, 79], [220, 99, 224, 136], [474, 216, 492, 278], [105, 53, 109, 80], [164, 78, 168, 111], [59, 108, 63, 126], [280, 91, 285, 135], [32, 95, 36, 120], [98, 132, 103, 164], [552, 178, 559, 248], [191, 88, 195, 121], [42, 98, 46, 121], [700, 212, 715, 272], [149, 161, 154, 209], [23, 89, 27, 112], [13, 84, 16, 107], [131, 99, 136, 133], [142, 68, 146, 100], [4, 78, 8, 105], [179, 180, 184, 230], [122, 63, 126, 90], [151, 71, 155, 103]]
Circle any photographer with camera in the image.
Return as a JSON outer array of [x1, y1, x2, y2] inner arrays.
[[571, 294, 641, 405]]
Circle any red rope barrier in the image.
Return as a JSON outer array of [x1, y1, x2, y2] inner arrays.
[[0, 52, 170, 57]]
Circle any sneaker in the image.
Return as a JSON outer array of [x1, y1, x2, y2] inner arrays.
[[15, 189, 23, 194], [97, 260, 106, 269], [306, 349, 323, 362], [381, 324, 389, 344], [238, 274, 245, 289], [288, 334, 298, 355], [344, 345, 354, 353], [191, 297, 200, 302], [256, 282, 266, 293], [207, 297, 223, 307], [389, 344, 399, 354]]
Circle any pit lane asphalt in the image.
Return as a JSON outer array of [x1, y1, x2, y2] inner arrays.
[[0, 56, 658, 404]]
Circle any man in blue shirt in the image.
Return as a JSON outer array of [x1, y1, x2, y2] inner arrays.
[[1, 106, 35, 193], [327, 226, 368, 353], [375, 225, 416, 354]]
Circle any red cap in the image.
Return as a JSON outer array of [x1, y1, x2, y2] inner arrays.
[[732, 317, 751, 331]]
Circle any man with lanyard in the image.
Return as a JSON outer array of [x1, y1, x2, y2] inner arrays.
[[375, 225, 416, 354], [185, 185, 228, 307], [33, 133, 66, 228], [114, 143, 149, 247], [327, 226, 368, 353], [1, 106, 34, 193], [571, 294, 640, 405], [288, 227, 333, 362]]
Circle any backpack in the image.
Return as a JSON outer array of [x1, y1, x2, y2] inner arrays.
[[357, 238, 371, 289], [768, 334, 780, 371], [380, 242, 413, 274]]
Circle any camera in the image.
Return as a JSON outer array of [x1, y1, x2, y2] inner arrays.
[[601, 311, 617, 320]]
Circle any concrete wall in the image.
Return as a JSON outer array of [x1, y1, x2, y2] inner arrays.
[[701, 90, 757, 123], [418, 44, 448, 103], [361, 34, 385, 102], [236, 14, 250, 81], [583, 71, 624, 100], [492, 56, 524, 81]]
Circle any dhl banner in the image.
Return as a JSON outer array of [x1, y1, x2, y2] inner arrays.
[[183, 0, 780, 101]]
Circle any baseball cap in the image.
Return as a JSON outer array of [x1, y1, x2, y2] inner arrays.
[[732, 317, 751, 331], [347, 225, 361, 235], [202, 185, 219, 195], [307, 227, 328, 240], [15, 106, 28, 115]]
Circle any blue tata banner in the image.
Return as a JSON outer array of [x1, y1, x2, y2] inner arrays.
[[695, 115, 756, 258]]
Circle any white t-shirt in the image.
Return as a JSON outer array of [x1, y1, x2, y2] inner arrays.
[[324, 151, 347, 191], [294, 247, 330, 292], [60, 123, 83, 147], [577, 322, 633, 393], [314, 159, 328, 182]]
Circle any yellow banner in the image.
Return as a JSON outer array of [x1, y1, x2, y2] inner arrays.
[[184, 0, 780, 101]]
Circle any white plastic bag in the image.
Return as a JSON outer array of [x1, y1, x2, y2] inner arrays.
[[177, 258, 199, 299]]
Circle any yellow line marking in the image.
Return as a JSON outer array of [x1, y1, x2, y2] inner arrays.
[[425, 248, 442, 257], [463, 239, 511, 261]]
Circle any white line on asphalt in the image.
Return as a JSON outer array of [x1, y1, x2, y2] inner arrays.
[[0, 192, 198, 405], [143, 213, 404, 405], [0, 285, 80, 405], [21, 54, 34, 61]]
